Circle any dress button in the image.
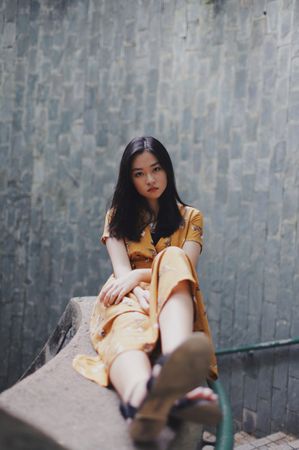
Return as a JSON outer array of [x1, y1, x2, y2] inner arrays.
[[100, 330, 106, 337]]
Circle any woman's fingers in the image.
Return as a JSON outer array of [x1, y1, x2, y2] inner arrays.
[[143, 290, 150, 302], [106, 287, 120, 305], [137, 292, 150, 312], [105, 284, 127, 306], [138, 297, 148, 311], [100, 281, 119, 305], [99, 281, 114, 302], [114, 288, 126, 304], [100, 278, 149, 308], [99, 272, 141, 306]]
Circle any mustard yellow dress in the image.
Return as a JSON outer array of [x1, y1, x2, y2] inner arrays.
[[72, 204, 218, 386]]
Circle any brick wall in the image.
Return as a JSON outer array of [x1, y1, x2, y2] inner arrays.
[[0, 0, 298, 436]]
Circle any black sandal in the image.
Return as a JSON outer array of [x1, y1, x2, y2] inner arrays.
[[120, 333, 212, 443]]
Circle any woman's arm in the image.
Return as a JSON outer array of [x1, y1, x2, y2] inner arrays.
[[182, 241, 201, 268], [99, 237, 151, 310], [106, 236, 133, 277], [106, 238, 151, 281]]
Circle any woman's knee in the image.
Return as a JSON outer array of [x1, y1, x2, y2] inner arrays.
[[156, 247, 191, 276], [162, 246, 186, 258], [171, 279, 191, 295]]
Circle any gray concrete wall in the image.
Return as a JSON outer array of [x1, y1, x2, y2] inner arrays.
[[0, 0, 298, 437]]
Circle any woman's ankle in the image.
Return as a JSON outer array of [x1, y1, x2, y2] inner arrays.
[[124, 378, 148, 408]]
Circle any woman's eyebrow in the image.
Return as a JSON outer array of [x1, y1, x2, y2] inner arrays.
[[132, 162, 159, 171]]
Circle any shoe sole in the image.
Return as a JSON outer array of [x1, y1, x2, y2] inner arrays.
[[129, 332, 212, 442], [171, 399, 222, 426]]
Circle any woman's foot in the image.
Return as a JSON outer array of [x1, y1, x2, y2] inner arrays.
[[186, 386, 218, 402], [120, 333, 212, 442], [126, 379, 148, 411], [170, 386, 222, 426]]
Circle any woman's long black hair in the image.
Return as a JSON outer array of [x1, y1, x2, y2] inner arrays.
[[108, 136, 187, 242]]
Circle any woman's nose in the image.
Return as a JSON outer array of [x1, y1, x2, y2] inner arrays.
[[146, 173, 154, 184]]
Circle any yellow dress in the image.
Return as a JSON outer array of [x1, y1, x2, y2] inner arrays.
[[72, 204, 218, 386]]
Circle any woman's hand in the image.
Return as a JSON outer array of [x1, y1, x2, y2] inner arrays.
[[99, 271, 141, 306], [132, 286, 150, 312]]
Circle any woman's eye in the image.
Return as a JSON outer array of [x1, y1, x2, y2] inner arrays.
[[153, 166, 161, 172], [134, 171, 143, 178]]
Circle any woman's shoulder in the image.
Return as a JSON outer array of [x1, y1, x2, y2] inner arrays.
[[104, 207, 115, 221], [178, 204, 203, 219]]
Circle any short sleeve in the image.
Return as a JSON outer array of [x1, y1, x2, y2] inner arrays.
[[100, 210, 113, 245], [185, 209, 203, 252]]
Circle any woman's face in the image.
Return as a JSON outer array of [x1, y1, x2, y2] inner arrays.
[[131, 150, 167, 201]]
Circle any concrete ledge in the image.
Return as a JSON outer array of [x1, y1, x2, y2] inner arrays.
[[0, 407, 69, 450], [0, 297, 203, 450]]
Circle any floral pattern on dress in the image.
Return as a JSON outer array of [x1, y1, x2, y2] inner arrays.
[[191, 224, 203, 235]]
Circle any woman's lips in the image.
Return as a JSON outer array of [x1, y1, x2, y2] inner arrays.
[[147, 187, 159, 192]]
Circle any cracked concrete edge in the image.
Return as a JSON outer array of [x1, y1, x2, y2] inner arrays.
[[0, 297, 97, 450], [20, 297, 85, 380]]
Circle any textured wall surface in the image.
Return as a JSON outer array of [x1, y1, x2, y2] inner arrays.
[[0, 0, 299, 437]]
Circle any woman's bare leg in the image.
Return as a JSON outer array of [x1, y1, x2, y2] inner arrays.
[[109, 281, 193, 408], [110, 280, 213, 409], [110, 350, 151, 407], [158, 280, 217, 403], [159, 280, 194, 354]]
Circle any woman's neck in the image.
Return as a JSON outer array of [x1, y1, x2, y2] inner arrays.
[[147, 199, 159, 218]]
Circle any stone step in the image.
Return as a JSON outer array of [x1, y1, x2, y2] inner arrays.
[[203, 431, 299, 450], [234, 431, 299, 450]]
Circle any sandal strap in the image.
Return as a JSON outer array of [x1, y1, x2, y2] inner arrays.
[[171, 394, 213, 413], [147, 354, 169, 392], [119, 402, 137, 419], [120, 354, 170, 421], [172, 397, 195, 410]]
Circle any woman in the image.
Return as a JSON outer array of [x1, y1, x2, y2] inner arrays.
[[73, 136, 220, 442]]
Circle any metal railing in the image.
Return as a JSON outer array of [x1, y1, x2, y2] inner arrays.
[[204, 379, 234, 450], [216, 337, 299, 356], [206, 336, 299, 450]]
